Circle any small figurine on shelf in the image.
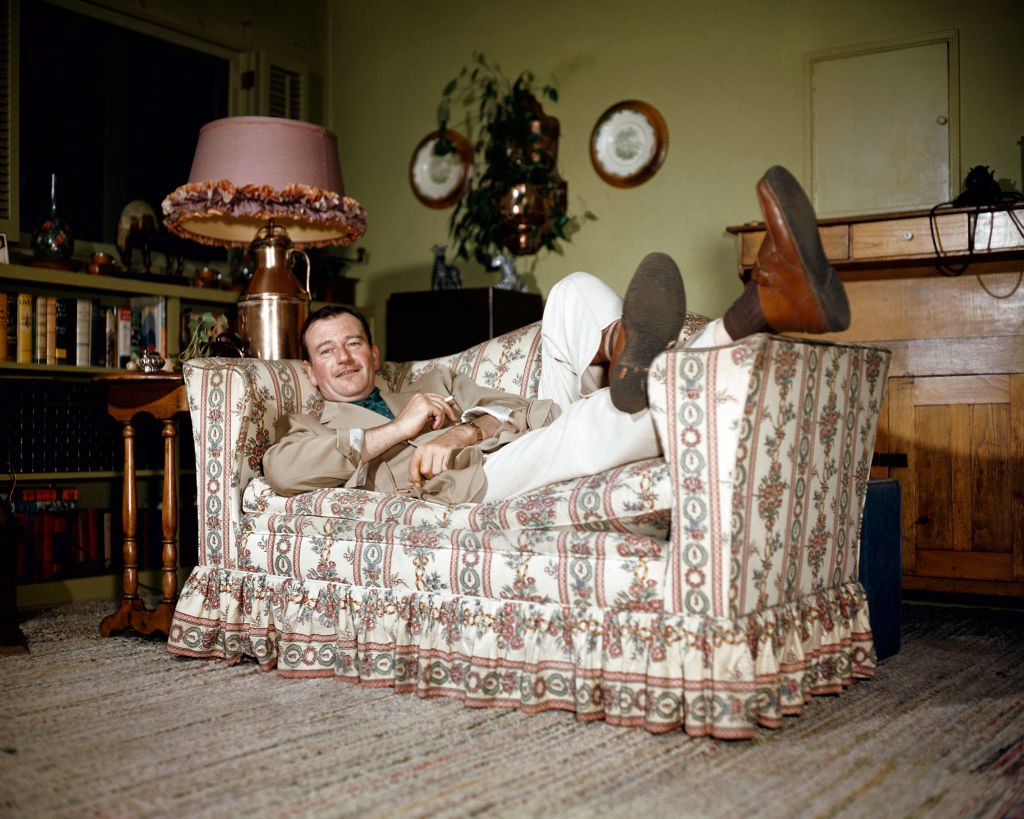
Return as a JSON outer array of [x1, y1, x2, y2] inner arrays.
[[138, 348, 166, 373], [488, 251, 525, 291], [115, 199, 190, 277], [116, 200, 159, 274], [431, 245, 462, 290]]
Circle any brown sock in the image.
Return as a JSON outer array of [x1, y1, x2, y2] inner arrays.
[[722, 283, 772, 339]]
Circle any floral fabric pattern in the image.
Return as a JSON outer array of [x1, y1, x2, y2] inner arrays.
[[171, 320, 890, 739]]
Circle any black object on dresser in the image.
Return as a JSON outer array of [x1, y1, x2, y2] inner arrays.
[[386, 288, 543, 362]]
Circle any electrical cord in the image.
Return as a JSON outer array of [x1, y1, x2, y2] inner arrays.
[[928, 190, 1024, 278]]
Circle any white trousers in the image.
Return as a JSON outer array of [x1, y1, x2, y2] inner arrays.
[[481, 271, 721, 500]]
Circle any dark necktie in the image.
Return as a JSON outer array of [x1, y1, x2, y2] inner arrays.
[[352, 387, 395, 419]]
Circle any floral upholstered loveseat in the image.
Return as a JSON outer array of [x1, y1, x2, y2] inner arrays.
[[167, 316, 891, 739]]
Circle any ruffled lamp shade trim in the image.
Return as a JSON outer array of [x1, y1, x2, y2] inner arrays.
[[162, 179, 367, 249]]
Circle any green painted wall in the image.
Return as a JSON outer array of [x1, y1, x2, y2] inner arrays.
[[326, 0, 1023, 353]]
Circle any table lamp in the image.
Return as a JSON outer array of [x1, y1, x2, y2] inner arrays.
[[162, 116, 367, 359]]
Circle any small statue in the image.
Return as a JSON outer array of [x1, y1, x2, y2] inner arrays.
[[488, 252, 525, 291], [431, 245, 462, 290], [116, 199, 188, 276]]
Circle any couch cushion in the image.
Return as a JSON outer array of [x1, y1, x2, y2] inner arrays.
[[236, 515, 668, 610], [244, 456, 672, 538]]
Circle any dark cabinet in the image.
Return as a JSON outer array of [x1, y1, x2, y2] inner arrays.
[[386, 288, 543, 362]]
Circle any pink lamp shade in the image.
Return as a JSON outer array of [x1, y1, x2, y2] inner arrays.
[[162, 116, 367, 248]]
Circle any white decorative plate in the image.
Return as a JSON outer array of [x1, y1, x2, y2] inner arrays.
[[590, 101, 668, 187], [409, 130, 473, 208]]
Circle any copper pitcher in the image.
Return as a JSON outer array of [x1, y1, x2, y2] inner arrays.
[[237, 223, 311, 360]]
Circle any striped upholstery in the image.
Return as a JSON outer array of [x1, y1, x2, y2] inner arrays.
[[169, 319, 890, 739]]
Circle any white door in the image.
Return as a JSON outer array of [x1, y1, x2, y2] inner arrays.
[[809, 34, 957, 217]]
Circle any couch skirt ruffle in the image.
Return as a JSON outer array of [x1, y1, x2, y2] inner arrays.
[[168, 567, 875, 739]]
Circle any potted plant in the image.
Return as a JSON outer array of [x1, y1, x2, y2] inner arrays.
[[435, 54, 591, 275]]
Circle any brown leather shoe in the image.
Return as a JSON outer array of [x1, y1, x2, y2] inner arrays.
[[609, 252, 686, 413], [753, 166, 850, 333]]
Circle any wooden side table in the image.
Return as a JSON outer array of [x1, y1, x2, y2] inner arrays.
[[93, 372, 189, 637]]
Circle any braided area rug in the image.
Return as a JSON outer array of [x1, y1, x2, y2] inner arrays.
[[1, 600, 1022, 819]]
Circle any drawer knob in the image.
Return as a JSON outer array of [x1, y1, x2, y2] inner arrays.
[[903, 231, 914, 240]]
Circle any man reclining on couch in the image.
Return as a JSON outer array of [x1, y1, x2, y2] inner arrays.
[[263, 165, 850, 505]]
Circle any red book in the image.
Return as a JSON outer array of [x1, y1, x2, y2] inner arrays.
[[41, 514, 55, 581], [74, 511, 88, 572], [51, 514, 69, 578], [15, 513, 29, 583], [87, 508, 101, 567]]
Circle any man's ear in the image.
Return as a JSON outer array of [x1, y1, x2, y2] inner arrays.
[[372, 345, 381, 371], [302, 359, 318, 387]]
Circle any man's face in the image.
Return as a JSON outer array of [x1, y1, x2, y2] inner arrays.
[[302, 313, 380, 403]]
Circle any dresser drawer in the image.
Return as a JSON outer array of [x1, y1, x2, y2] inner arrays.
[[737, 224, 850, 268], [851, 215, 965, 261]]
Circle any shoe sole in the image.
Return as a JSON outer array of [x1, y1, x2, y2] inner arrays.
[[610, 252, 686, 413], [761, 165, 850, 332]]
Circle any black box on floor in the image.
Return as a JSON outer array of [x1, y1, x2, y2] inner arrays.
[[860, 478, 902, 660]]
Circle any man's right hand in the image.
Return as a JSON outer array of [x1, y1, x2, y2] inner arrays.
[[361, 392, 457, 461]]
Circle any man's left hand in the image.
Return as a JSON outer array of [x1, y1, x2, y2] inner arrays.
[[409, 417, 497, 485]]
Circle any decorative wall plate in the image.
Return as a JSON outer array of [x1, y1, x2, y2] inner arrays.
[[409, 130, 474, 208], [590, 100, 668, 187]]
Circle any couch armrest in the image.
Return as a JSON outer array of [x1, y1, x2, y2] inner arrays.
[[184, 357, 321, 568], [648, 334, 891, 618]]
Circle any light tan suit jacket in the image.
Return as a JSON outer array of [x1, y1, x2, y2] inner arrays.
[[262, 368, 557, 504]]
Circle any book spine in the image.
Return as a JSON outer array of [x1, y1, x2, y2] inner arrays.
[[91, 299, 106, 366], [45, 297, 57, 365], [117, 306, 133, 367], [75, 298, 92, 367], [33, 512, 45, 581], [159, 297, 167, 358], [0, 291, 8, 361], [87, 508, 101, 567], [131, 307, 142, 358], [16, 293, 33, 363], [105, 307, 116, 368], [42, 514, 55, 581], [51, 514, 70, 577], [15, 512, 30, 583], [34, 295, 47, 363], [54, 297, 76, 364], [5, 294, 16, 361], [74, 511, 88, 571]]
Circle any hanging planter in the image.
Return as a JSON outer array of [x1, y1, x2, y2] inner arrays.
[[435, 53, 593, 269]]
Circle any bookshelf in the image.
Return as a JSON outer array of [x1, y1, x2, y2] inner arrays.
[[1, 261, 238, 608]]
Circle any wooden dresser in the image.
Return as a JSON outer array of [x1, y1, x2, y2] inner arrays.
[[727, 204, 1024, 598]]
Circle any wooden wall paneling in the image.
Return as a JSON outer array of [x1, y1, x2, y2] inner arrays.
[[889, 378, 917, 576], [913, 399, 952, 554]]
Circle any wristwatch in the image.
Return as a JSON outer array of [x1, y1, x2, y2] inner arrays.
[[464, 419, 484, 444]]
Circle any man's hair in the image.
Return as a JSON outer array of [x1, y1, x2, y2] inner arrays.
[[300, 305, 374, 360]]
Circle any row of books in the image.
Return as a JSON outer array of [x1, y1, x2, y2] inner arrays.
[[1, 379, 121, 472], [12, 484, 198, 584], [0, 378, 183, 474], [0, 291, 167, 366], [13, 507, 113, 584]]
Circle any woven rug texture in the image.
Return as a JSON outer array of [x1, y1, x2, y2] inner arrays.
[[0, 600, 1022, 819]]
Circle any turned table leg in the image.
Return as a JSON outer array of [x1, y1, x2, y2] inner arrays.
[[96, 373, 186, 638]]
